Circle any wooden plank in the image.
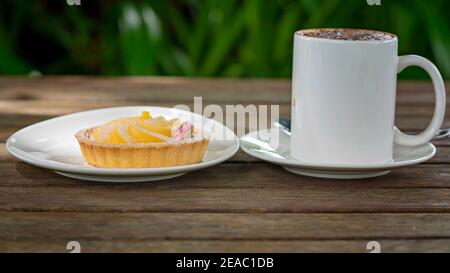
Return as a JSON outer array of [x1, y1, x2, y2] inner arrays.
[[1, 239, 449, 253], [1, 181, 450, 212], [2, 99, 447, 118], [2, 159, 450, 189], [1, 212, 450, 240], [0, 103, 443, 121], [0, 79, 448, 142], [1, 77, 449, 253], [0, 99, 446, 118], [0, 77, 291, 103], [0, 77, 448, 105]]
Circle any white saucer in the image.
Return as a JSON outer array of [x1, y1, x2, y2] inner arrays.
[[7, 106, 239, 182], [240, 128, 436, 179]]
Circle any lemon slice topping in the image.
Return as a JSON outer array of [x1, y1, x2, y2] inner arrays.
[[91, 111, 178, 144]]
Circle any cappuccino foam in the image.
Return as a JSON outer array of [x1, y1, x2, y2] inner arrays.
[[301, 29, 394, 41]]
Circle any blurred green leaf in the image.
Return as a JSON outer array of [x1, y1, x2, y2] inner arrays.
[[412, 0, 450, 77], [0, 22, 30, 74], [0, 0, 449, 78], [118, 3, 163, 75]]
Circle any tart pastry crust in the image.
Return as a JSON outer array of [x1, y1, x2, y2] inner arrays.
[[75, 127, 209, 168]]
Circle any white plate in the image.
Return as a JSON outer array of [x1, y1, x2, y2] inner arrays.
[[240, 128, 436, 179], [7, 107, 239, 182]]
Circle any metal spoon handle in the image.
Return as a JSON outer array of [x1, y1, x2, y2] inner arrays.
[[434, 128, 450, 140], [276, 118, 450, 141]]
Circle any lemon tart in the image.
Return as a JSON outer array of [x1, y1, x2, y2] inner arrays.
[[75, 111, 209, 168]]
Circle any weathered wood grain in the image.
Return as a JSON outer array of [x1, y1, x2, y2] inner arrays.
[[1, 77, 449, 252], [2, 212, 450, 252], [0, 77, 291, 103], [1, 99, 446, 118], [1, 160, 450, 189], [1, 212, 450, 240], [2, 239, 449, 253], [1, 182, 450, 212], [0, 77, 448, 104], [1, 142, 450, 191], [0, 78, 448, 143]]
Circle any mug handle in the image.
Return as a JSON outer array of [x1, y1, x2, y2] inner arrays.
[[394, 55, 446, 146]]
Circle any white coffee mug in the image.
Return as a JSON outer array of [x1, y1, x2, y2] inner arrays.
[[291, 29, 446, 164]]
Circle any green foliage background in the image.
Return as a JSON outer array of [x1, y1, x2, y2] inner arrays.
[[0, 0, 449, 78]]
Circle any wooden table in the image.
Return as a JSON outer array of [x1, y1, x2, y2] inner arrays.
[[0, 77, 449, 253]]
